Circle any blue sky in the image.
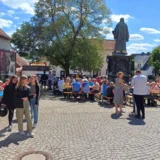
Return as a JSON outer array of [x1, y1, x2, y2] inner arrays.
[[0, 0, 160, 54]]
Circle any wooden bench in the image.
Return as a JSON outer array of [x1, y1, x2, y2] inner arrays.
[[63, 92, 100, 101], [102, 95, 113, 104], [126, 94, 133, 106]]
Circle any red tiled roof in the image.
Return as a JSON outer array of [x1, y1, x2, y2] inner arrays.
[[103, 40, 115, 50], [16, 53, 29, 67], [0, 28, 11, 40]]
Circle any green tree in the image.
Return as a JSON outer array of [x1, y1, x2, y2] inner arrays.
[[11, 0, 111, 76], [150, 46, 160, 75]]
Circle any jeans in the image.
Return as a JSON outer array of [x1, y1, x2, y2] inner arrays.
[[8, 108, 14, 126], [48, 80, 52, 90], [30, 97, 39, 125]]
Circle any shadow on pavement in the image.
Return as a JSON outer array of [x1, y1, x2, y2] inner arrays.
[[98, 102, 113, 109], [0, 127, 8, 137], [126, 116, 146, 125], [111, 113, 122, 119], [0, 132, 29, 148]]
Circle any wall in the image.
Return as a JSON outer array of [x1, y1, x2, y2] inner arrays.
[[100, 50, 112, 76], [0, 38, 11, 50]]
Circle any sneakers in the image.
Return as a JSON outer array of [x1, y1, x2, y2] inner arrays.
[[19, 131, 25, 136], [27, 132, 34, 138], [6, 125, 12, 131], [33, 124, 37, 129]]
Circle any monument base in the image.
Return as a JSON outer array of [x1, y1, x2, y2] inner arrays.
[[107, 54, 131, 83]]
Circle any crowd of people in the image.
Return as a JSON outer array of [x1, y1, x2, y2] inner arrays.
[[0, 70, 160, 138], [0, 75, 40, 138], [45, 70, 160, 119]]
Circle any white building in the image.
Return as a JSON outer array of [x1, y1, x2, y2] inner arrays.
[[0, 28, 11, 50], [0, 29, 16, 78], [132, 52, 153, 77]]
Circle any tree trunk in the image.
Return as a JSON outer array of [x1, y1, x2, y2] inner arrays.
[[63, 64, 70, 77]]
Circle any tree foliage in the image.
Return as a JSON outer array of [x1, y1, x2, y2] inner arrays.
[[150, 46, 160, 75], [11, 0, 111, 75]]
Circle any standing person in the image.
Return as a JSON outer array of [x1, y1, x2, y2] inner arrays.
[[131, 70, 147, 119], [58, 77, 64, 94], [41, 71, 48, 90], [1, 75, 18, 131], [15, 75, 34, 137], [48, 71, 53, 90], [28, 75, 40, 128], [113, 72, 126, 114]]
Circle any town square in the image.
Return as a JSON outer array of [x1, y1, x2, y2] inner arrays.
[[0, 0, 160, 160]]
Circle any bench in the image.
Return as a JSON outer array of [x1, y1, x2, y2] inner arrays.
[[63, 92, 100, 101], [102, 95, 113, 104]]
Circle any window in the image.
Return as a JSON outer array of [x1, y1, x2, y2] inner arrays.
[[52, 71, 56, 76], [60, 71, 65, 77], [137, 63, 141, 69]]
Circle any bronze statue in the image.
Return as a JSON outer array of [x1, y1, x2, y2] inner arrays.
[[112, 18, 129, 53]]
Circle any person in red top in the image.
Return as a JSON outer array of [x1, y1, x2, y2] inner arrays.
[[96, 76, 101, 86], [1, 78, 10, 89]]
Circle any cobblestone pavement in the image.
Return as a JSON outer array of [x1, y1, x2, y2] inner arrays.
[[1, 93, 160, 160]]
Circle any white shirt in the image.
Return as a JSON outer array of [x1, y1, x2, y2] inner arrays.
[[48, 74, 54, 81], [131, 74, 147, 95], [58, 80, 64, 92]]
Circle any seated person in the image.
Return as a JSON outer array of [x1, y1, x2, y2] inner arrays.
[[72, 79, 81, 100], [63, 78, 71, 98], [88, 78, 94, 89], [150, 81, 160, 102], [106, 82, 115, 104], [82, 79, 90, 100], [90, 79, 100, 101], [101, 79, 109, 97]]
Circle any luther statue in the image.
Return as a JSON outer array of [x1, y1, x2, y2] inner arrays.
[[112, 18, 129, 53]]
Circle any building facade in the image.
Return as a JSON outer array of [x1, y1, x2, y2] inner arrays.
[[132, 52, 153, 77], [0, 29, 16, 79]]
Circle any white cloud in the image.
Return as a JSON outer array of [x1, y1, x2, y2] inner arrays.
[[111, 14, 134, 23], [14, 17, 20, 19], [0, 18, 13, 28], [6, 30, 15, 37], [8, 10, 15, 15], [1, 0, 38, 15], [130, 34, 144, 40], [127, 43, 154, 53], [154, 39, 160, 42], [102, 18, 109, 23], [140, 27, 160, 34], [0, 12, 5, 16]]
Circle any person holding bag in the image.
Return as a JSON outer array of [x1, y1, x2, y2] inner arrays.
[[15, 75, 34, 137]]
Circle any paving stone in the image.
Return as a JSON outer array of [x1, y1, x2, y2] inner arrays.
[[0, 93, 160, 160]]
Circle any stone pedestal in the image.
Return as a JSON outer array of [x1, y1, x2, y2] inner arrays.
[[107, 53, 131, 83]]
